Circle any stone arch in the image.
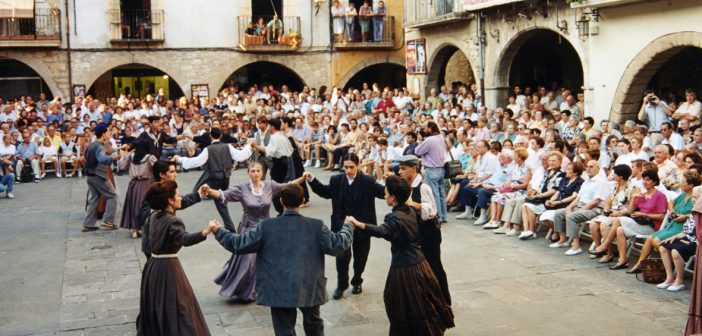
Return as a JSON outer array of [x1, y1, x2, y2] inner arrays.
[[494, 26, 585, 89], [426, 42, 477, 96], [610, 31, 702, 123], [86, 63, 186, 99], [0, 52, 62, 98], [336, 56, 406, 89], [218, 60, 308, 92], [82, 56, 184, 95]]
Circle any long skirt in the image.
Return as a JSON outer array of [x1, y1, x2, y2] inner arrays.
[[137, 258, 210, 336], [120, 179, 150, 229], [384, 260, 454, 336], [685, 213, 702, 335], [213, 221, 257, 301]]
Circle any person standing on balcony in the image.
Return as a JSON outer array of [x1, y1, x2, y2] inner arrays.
[[344, 2, 357, 42], [358, 1, 373, 43], [331, 0, 345, 43], [266, 14, 283, 44], [373, 1, 386, 42]]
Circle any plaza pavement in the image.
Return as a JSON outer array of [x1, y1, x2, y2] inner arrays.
[[0, 168, 692, 336]]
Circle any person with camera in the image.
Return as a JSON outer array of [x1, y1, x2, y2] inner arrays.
[[638, 90, 673, 148], [173, 127, 252, 231]]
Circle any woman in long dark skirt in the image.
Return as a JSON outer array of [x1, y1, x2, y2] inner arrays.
[[120, 139, 158, 238], [345, 175, 454, 336], [137, 180, 212, 335]]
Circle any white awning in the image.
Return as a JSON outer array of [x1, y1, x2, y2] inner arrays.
[[0, 0, 34, 19], [463, 0, 523, 12]]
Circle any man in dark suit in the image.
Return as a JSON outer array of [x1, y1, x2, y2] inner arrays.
[[304, 153, 385, 299], [210, 184, 352, 336]]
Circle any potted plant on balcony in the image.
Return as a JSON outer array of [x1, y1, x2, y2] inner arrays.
[[288, 30, 301, 48]]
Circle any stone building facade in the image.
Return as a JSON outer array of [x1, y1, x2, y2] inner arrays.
[[0, 0, 406, 100], [406, 0, 702, 123]]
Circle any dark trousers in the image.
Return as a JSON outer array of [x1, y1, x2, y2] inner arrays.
[[270, 306, 323, 336], [337, 229, 371, 288], [332, 147, 350, 169], [422, 230, 451, 305], [195, 173, 235, 231], [271, 157, 288, 215]]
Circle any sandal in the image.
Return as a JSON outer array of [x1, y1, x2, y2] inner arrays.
[[609, 261, 629, 270]]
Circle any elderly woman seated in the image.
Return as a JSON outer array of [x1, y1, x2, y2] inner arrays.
[[592, 169, 668, 270], [518, 152, 564, 240], [626, 171, 701, 273], [479, 148, 532, 228], [446, 143, 477, 210], [588, 164, 635, 262], [538, 161, 586, 246], [658, 188, 700, 292], [494, 152, 548, 236]]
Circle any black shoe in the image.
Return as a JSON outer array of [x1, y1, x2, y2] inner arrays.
[[81, 226, 98, 232], [351, 285, 362, 295], [609, 262, 629, 270], [332, 288, 345, 300]]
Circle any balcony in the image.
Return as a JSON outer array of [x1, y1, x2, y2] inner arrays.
[[237, 16, 301, 53], [333, 16, 395, 50], [404, 0, 470, 29], [0, 9, 61, 47], [110, 9, 164, 44]]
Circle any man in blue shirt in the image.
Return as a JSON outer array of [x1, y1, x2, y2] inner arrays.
[[15, 129, 41, 183], [638, 90, 672, 148]]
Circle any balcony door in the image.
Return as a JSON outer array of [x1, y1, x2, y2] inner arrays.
[[252, 0, 282, 18], [120, 0, 151, 39]]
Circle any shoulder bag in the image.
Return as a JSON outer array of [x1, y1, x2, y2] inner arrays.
[[636, 258, 666, 284], [443, 143, 462, 179]]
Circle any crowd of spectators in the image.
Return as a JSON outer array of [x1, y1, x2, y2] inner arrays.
[[2, 79, 702, 291]]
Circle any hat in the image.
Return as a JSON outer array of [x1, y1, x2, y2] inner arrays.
[[395, 155, 420, 166], [94, 123, 108, 138]]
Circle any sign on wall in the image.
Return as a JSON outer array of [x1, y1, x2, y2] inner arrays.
[[406, 39, 426, 74], [191, 84, 209, 100]]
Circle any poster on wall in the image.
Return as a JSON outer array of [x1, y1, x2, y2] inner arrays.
[[191, 84, 209, 100], [406, 39, 426, 74], [72, 85, 86, 99]]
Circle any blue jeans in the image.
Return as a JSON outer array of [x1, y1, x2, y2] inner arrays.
[[424, 167, 447, 221], [373, 19, 383, 41], [0, 172, 15, 194]]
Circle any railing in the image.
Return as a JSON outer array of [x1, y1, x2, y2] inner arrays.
[[404, 0, 467, 27], [237, 15, 301, 51], [332, 15, 395, 49], [110, 9, 164, 42], [0, 9, 60, 40]]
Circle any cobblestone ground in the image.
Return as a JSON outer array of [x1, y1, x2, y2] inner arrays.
[[0, 168, 692, 336]]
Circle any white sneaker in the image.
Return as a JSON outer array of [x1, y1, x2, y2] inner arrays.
[[483, 221, 500, 229], [518, 231, 534, 240], [493, 227, 508, 234], [506, 228, 519, 236], [549, 242, 570, 248], [657, 282, 672, 289], [56, 173, 62, 179], [78, 170, 82, 177], [667, 284, 686, 292], [6, 193, 14, 199], [456, 208, 473, 219], [474, 212, 490, 225], [304, 160, 312, 168], [333, 164, 339, 169], [314, 160, 321, 168], [564, 248, 583, 256]]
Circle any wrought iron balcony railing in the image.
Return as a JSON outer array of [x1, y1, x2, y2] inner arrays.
[[110, 9, 164, 42]]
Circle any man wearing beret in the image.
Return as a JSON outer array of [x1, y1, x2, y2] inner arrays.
[[82, 123, 122, 232]]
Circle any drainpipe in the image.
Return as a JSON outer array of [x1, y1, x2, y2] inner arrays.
[[64, 0, 73, 101], [477, 11, 486, 105]]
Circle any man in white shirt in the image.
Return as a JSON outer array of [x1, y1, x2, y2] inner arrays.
[[456, 140, 499, 219], [552, 160, 609, 256], [672, 89, 702, 127], [660, 122, 685, 152], [174, 128, 251, 231], [250, 119, 294, 184]]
